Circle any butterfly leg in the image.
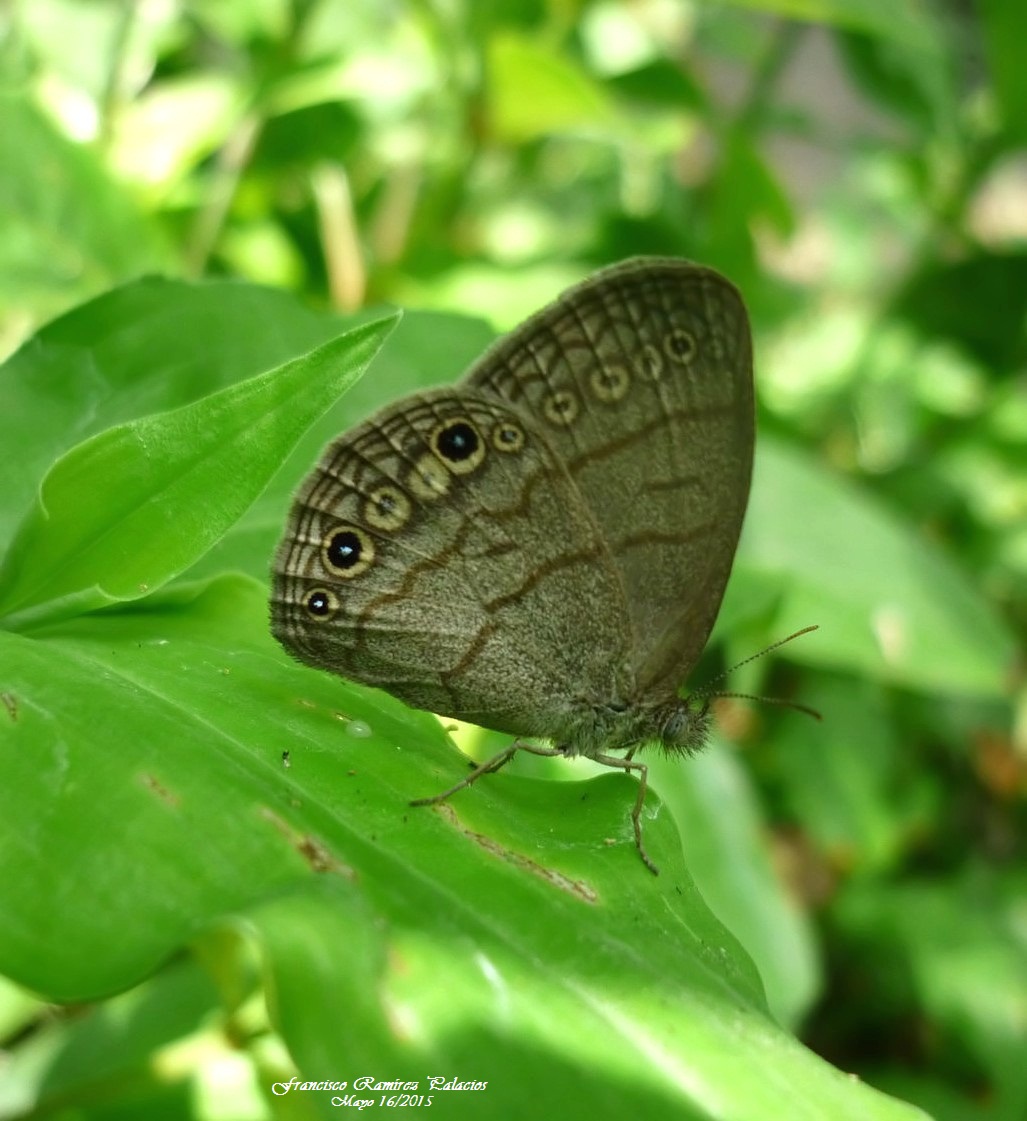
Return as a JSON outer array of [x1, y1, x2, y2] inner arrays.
[[410, 740, 565, 807], [593, 751, 658, 876]]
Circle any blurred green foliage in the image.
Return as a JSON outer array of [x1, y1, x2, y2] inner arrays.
[[0, 2, 1024, 1120]]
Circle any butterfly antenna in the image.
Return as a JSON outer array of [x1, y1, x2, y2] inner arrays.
[[690, 625, 820, 720], [710, 691, 822, 721]]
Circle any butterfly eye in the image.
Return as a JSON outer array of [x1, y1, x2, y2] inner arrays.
[[663, 328, 697, 364], [492, 420, 525, 452], [304, 588, 339, 619], [431, 419, 485, 474], [589, 363, 630, 404], [321, 527, 374, 577], [365, 485, 411, 531], [542, 389, 579, 427]]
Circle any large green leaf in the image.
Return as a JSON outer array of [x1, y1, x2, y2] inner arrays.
[[0, 315, 398, 629], [0, 277, 354, 543], [737, 440, 1015, 698], [0, 575, 928, 1121]]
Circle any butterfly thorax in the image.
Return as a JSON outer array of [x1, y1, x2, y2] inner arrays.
[[560, 696, 711, 759]]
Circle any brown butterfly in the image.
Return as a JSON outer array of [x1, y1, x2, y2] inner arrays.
[[272, 258, 754, 873]]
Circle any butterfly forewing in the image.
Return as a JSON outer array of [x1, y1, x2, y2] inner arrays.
[[271, 388, 631, 736]]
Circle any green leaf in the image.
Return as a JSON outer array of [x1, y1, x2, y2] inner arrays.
[[0, 94, 170, 321], [712, 0, 944, 50], [895, 252, 1027, 371], [487, 33, 618, 142], [982, 0, 1027, 142], [0, 276, 358, 544], [0, 315, 398, 629], [836, 29, 957, 136], [0, 959, 222, 1118], [706, 134, 795, 271], [649, 745, 822, 1030], [765, 672, 923, 873], [0, 576, 930, 1120], [836, 869, 1027, 1118], [605, 60, 706, 111], [253, 101, 362, 170], [738, 439, 1017, 698]]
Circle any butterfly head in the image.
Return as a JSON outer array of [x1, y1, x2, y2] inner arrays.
[[654, 698, 711, 756], [567, 696, 710, 759]]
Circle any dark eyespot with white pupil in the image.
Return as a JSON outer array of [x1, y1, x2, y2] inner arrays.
[[321, 526, 374, 577], [306, 590, 333, 617], [435, 421, 479, 462], [431, 419, 486, 474], [492, 421, 525, 452], [327, 530, 362, 569]]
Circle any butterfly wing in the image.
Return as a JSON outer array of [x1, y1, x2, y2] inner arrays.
[[466, 258, 754, 696], [271, 388, 632, 738]]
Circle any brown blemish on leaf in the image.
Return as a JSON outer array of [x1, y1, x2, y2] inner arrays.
[[296, 835, 343, 874], [433, 804, 597, 903], [258, 806, 356, 880], [2, 693, 17, 722], [140, 773, 181, 807]]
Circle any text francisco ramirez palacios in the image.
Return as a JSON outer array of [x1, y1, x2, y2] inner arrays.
[[272, 1075, 488, 1108]]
